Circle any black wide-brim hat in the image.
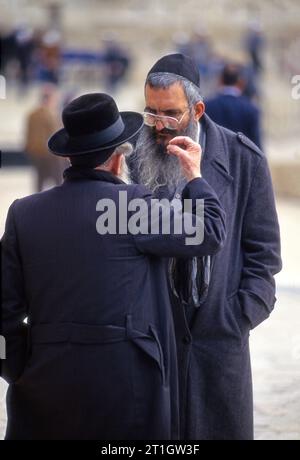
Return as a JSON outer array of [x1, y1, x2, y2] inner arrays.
[[48, 93, 144, 161]]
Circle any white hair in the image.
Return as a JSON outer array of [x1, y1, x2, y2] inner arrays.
[[102, 142, 133, 166], [100, 142, 133, 183]]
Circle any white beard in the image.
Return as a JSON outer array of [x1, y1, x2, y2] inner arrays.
[[133, 119, 199, 195]]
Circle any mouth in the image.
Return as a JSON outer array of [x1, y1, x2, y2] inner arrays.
[[151, 127, 176, 137], [155, 130, 175, 144], [158, 129, 175, 136], [155, 134, 172, 147], [156, 133, 170, 139]]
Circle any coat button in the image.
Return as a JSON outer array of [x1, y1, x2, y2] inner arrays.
[[182, 335, 192, 344]]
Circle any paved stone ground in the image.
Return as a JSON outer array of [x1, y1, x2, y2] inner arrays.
[[0, 167, 299, 440]]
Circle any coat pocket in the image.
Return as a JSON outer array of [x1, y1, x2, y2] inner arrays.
[[226, 292, 251, 343], [129, 324, 166, 386]]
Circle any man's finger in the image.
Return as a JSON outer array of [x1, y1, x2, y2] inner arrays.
[[167, 144, 189, 158], [168, 136, 197, 148]]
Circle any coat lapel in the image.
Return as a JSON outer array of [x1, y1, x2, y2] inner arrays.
[[201, 114, 234, 198]]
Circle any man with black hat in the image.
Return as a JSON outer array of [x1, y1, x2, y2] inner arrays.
[[132, 54, 282, 440], [1, 93, 226, 440]]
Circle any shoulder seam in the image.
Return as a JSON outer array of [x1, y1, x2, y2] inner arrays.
[[236, 132, 263, 158]]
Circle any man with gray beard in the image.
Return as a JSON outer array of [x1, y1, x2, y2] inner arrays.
[[132, 54, 282, 440]]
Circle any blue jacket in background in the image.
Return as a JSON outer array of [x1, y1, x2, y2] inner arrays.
[[205, 89, 262, 150]]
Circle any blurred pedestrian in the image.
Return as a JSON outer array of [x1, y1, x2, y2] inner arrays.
[[244, 20, 265, 76], [14, 25, 36, 91], [38, 29, 61, 84], [205, 63, 262, 149], [102, 36, 131, 92], [24, 84, 67, 191], [243, 20, 265, 101]]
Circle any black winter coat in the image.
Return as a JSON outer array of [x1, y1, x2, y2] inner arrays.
[[1, 167, 225, 440]]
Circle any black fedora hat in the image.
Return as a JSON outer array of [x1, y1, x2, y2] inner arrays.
[[48, 93, 144, 160]]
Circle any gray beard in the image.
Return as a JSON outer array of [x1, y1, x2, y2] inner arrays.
[[133, 119, 199, 195]]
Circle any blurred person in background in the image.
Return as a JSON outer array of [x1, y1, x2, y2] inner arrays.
[[205, 62, 262, 149], [15, 25, 35, 91], [37, 29, 62, 84], [132, 53, 281, 440], [0, 25, 36, 90], [173, 28, 223, 97], [24, 84, 67, 191], [101, 35, 131, 93], [244, 20, 265, 77], [0, 27, 18, 76], [243, 20, 265, 101]]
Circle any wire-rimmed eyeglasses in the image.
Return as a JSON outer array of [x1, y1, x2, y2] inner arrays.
[[142, 110, 189, 131]]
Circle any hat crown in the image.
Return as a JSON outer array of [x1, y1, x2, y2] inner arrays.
[[48, 92, 143, 159], [147, 53, 200, 88], [62, 93, 120, 138]]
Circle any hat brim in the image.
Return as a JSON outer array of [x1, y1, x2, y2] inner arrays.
[[48, 111, 144, 157]]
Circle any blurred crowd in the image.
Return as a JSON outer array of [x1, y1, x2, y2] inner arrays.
[[2, 19, 299, 101], [1, 21, 266, 192], [0, 25, 132, 93], [1, 18, 300, 192], [1, 26, 62, 89], [173, 21, 265, 102]]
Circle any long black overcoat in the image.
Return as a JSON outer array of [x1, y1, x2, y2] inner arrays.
[[172, 115, 282, 440], [1, 167, 225, 440]]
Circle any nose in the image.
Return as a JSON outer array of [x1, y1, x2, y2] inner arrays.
[[155, 119, 165, 131]]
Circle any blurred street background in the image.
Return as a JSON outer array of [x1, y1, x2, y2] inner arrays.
[[1, 0, 300, 440]]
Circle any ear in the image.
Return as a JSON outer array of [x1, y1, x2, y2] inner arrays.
[[109, 153, 123, 176], [194, 100, 205, 122]]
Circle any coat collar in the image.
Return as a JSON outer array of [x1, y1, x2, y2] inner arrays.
[[63, 166, 125, 185], [200, 114, 233, 197]]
